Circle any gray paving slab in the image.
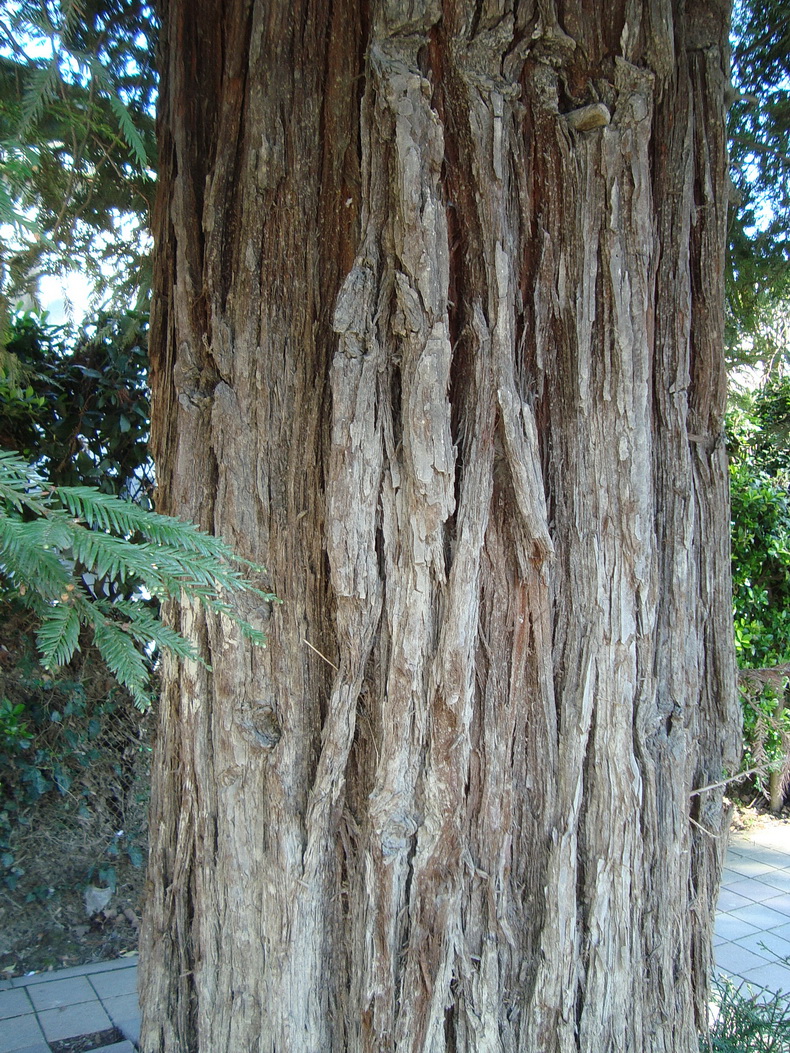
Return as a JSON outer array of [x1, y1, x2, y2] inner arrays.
[[715, 940, 770, 975], [116, 1017, 140, 1046], [762, 892, 790, 918], [759, 868, 790, 893], [92, 1043, 135, 1053], [741, 960, 790, 993], [726, 858, 779, 879], [100, 993, 140, 1025], [1, 1047, 50, 1053], [716, 887, 753, 912], [0, 1046, 50, 1053], [726, 877, 787, 902], [0, 1010, 48, 1052], [731, 929, 790, 962], [25, 975, 97, 1012], [714, 912, 760, 942], [715, 822, 790, 995], [37, 1000, 113, 1042], [88, 967, 138, 1000], [36, 998, 112, 1040], [737, 847, 790, 869], [0, 958, 140, 1053], [741, 826, 790, 848], [9, 957, 138, 988], [0, 988, 33, 1020], [727, 901, 790, 931]]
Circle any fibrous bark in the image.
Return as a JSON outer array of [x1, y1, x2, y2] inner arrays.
[[140, 2, 739, 1051]]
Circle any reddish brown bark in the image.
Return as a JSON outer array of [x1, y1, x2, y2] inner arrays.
[[140, 3, 739, 1050]]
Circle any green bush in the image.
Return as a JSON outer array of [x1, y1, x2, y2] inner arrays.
[[0, 620, 151, 895], [705, 977, 790, 1051], [729, 385, 790, 797]]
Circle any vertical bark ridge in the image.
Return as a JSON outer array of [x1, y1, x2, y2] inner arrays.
[[142, 0, 357, 1049], [141, 0, 228, 1047], [342, 22, 459, 1047], [686, 36, 741, 1029]]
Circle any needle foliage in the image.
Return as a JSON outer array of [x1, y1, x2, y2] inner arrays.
[[0, 449, 277, 708], [0, 0, 157, 311]]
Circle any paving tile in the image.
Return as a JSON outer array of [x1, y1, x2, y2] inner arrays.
[[726, 858, 778, 880], [716, 888, 753, 912], [715, 941, 772, 976], [92, 1043, 136, 1053], [725, 877, 786, 903], [727, 840, 758, 858], [11, 956, 138, 988], [714, 912, 760, 942], [11, 970, 75, 988], [746, 825, 790, 849], [26, 975, 97, 1011], [78, 956, 138, 976], [0, 1046, 51, 1053], [89, 968, 138, 1000], [116, 1015, 140, 1046], [731, 832, 786, 852], [732, 929, 790, 963], [0, 988, 33, 1020], [713, 941, 735, 967], [0, 1010, 48, 1052], [757, 868, 790, 894], [728, 902, 790, 931], [740, 960, 790, 994], [762, 893, 790, 918], [100, 993, 140, 1024], [37, 1000, 112, 1042], [1, 1047, 51, 1053], [742, 848, 790, 869]]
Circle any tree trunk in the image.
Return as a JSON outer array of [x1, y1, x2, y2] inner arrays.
[[139, 2, 740, 1051]]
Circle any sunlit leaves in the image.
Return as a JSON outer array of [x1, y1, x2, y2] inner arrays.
[[729, 385, 790, 787], [727, 0, 790, 368], [0, 0, 158, 308]]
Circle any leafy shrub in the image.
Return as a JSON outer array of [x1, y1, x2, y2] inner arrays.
[[705, 977, 790, 1051], [0, 616, 151, 895], [729, 384, 790, 799], [1, 310, 152, 502]]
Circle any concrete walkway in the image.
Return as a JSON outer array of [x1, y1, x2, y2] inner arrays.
[[2, 822, 789, 1052], [0, 956, 138, 1053], [714, 820, 790, 993]]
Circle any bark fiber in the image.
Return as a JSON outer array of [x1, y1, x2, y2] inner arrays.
[[140, 1, 740, 1050]]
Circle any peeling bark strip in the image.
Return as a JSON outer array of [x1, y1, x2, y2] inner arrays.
[[141, 2, 739, 1051]]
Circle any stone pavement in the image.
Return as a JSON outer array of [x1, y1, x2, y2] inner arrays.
[[0, 956, 138, 1053], [714, 819, 790, 993], [1, 822, 789, 1052]]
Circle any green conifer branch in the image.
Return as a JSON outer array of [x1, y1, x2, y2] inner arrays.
[[0, 450, 278, 709]]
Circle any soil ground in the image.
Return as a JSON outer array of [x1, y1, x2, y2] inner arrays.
[[0, 848, 143, 980], [0, 707, 149, 980]]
